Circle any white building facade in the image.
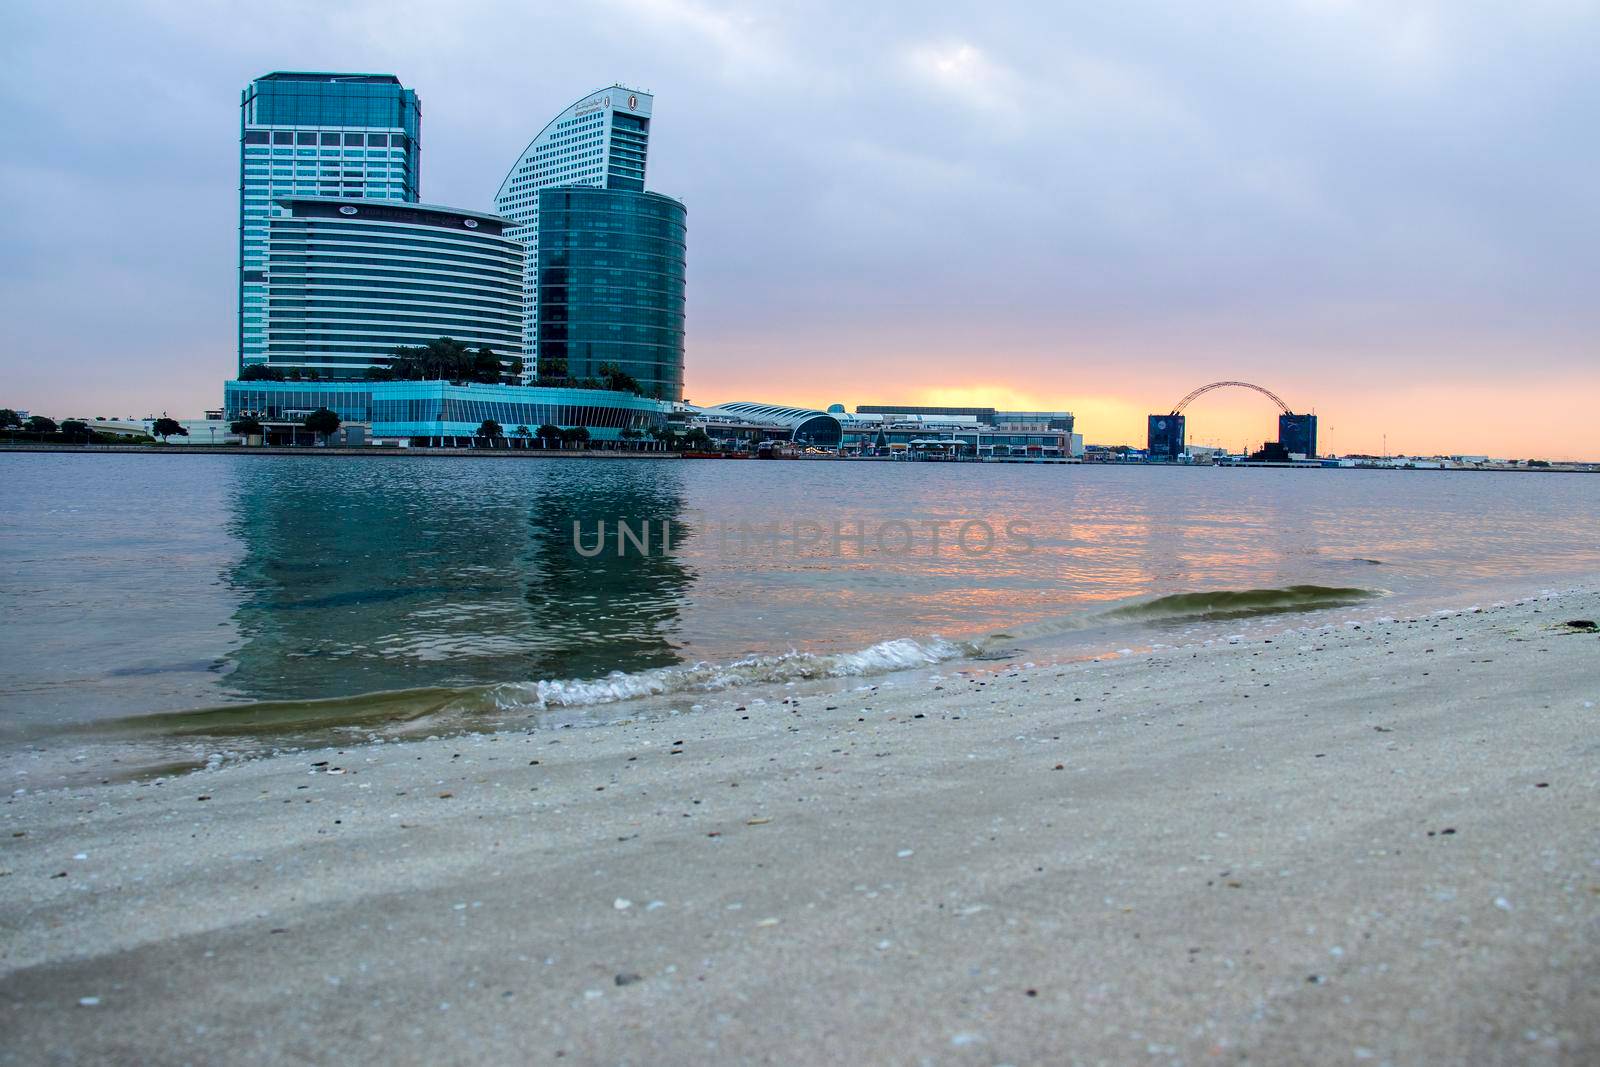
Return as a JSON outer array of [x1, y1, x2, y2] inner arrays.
[[492, 86, 653, 379], [260, 198, 524, 376]]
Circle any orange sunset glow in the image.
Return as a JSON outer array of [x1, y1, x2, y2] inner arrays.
[[687, 335, 1597, 461]]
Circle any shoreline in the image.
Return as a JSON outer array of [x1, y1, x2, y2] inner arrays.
[[0, 583, 1512, 785], [4, 445, 1596, 470], [0, 443, 682, 459], [2, 590, 1596, 1063]]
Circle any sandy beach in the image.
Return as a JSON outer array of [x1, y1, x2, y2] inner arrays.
[[2, 592, 1596, 1065]]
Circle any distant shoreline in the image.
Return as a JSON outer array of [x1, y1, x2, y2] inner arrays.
[[0, 443, 680, 460], [1, 443, 1594, 470]]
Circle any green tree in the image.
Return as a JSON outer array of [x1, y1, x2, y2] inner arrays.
[[476, 418, 504, 446], [536, 423, 562, 449], [230, 416, 263, 438], [151, 417, 186, 442], [596, 363, 642, 395], [513, 425, 532, 448], [0, 409, 21, 431], [538, 351, 569, 381], [302, 407, 341, 444], [471, 347, 505, 385], [507, 355, 525, 381], [559, 426, 590, 448], [389, 337, 477, 381], [59, 419, 92, 444], [238, 365, 285, 382], [25, 415, 58, 434], [682, 427, 711, 451]]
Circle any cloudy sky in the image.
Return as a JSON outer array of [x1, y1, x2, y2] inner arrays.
[[2, 0, 1596, 456]]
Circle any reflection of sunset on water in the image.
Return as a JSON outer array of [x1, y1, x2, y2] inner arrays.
[[3, 456, 1596, 733]]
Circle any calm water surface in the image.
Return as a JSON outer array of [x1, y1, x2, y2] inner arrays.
[[2, 454, 1597, 744]]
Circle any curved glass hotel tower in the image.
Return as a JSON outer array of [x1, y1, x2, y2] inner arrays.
[[239, 72, 422, 374], [493, 87, 652, 379], [538, 188, 686, 401]]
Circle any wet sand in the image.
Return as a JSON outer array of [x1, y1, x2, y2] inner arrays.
[[2, 593, 1597, 1065]]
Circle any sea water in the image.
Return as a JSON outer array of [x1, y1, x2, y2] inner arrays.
[[2, 454, 1596, 774]]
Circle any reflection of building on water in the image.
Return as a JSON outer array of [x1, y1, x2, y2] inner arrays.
[[518, 464, 693, 679], [219, 460, 691, 702]]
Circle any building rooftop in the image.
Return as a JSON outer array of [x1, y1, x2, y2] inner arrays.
[[274, 197, 511, 227], [254, 72, 404, 85], [696, 402, 840, 431]]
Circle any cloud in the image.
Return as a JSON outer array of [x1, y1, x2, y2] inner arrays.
[[0, 0, 1596, 456], [602, 0, 795, 82], [902, 41, 1024, 113]]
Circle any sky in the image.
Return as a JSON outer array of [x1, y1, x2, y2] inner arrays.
[[2, 0, 1597, 458]]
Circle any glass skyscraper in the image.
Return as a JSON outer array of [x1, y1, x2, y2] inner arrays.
[[239, 72, 422, 373], [537, 187, 686, 402], [493, 87, 652, 378]]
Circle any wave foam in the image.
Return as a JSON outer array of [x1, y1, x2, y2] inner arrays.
[[488, 637, 968, 712]]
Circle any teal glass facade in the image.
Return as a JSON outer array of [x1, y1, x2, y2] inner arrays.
[[537, 187, 686, 402], [224, 380, 670, 441], [240, 72, 421, 373], [263, 198, 523, 374]]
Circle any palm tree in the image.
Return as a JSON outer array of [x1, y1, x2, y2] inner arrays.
[[514, 425, 532, 450], [536, 423, 562, 450], [476, 419, 504, 448]]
